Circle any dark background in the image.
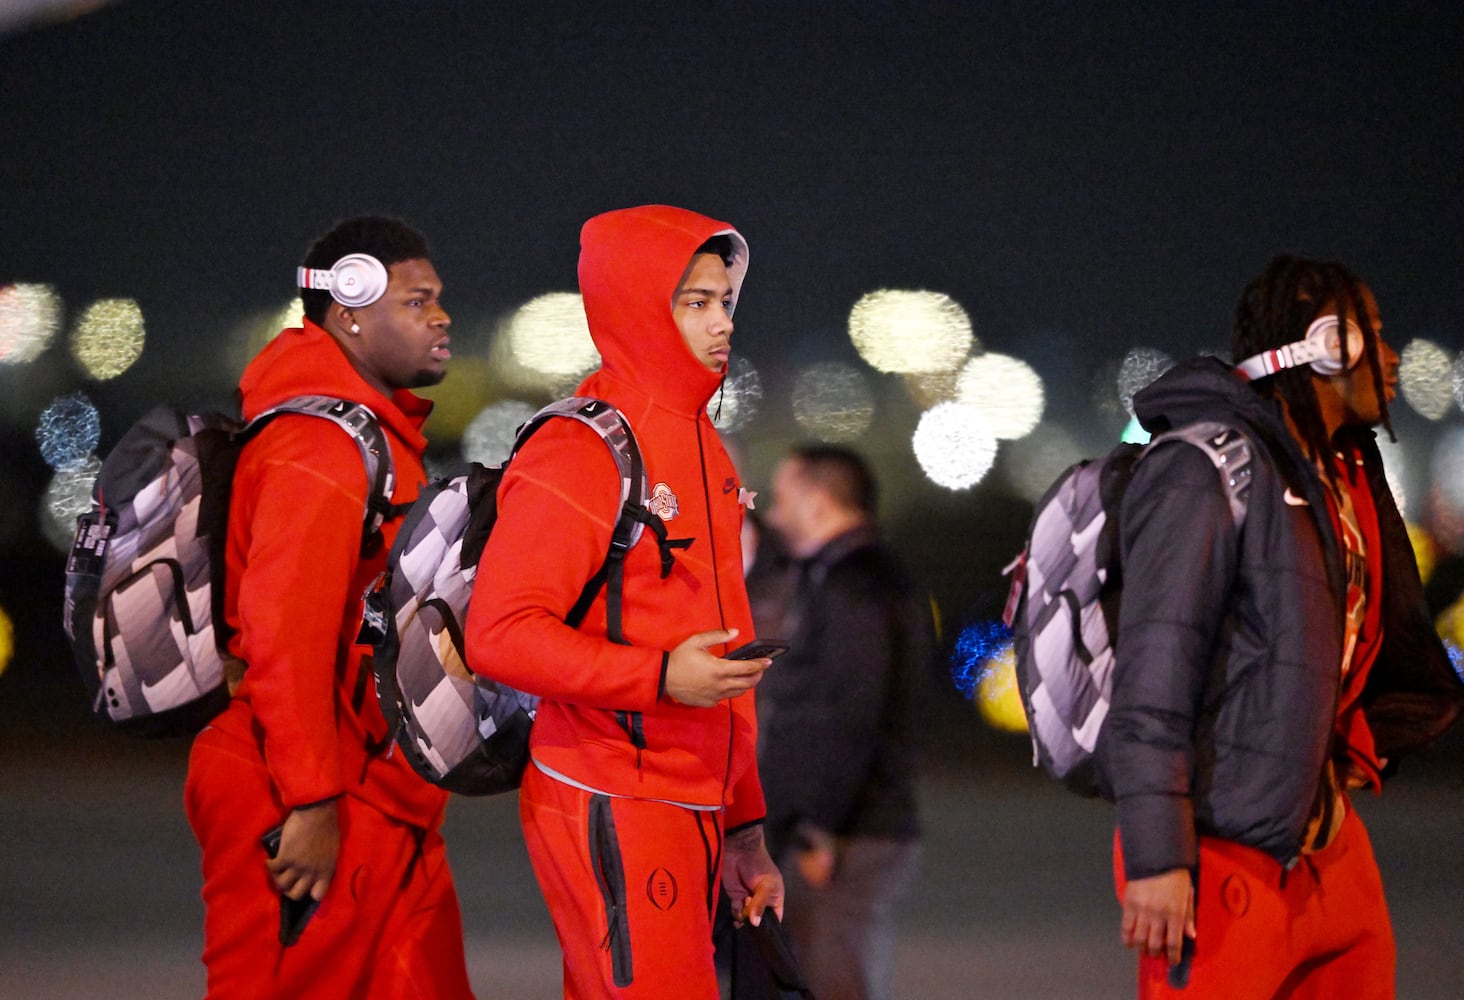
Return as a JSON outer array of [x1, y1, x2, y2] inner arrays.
[[2, 3, 1463, 995]]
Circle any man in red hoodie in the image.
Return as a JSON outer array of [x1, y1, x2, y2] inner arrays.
[[466, 205, 784, 998], [184, 217, 474, 998]]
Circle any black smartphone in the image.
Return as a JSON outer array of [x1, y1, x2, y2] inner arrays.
[[725, 638, 790, 661], [260, 823, 321, 947], [744, 910, 810, 992]]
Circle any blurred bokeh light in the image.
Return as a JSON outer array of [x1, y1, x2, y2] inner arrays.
[[912, 401, 997, 490], [503, 292, 598, 378], [974, 644, 1029, 734], [711, 354, 763, 433], [461, 400, 539, 466], [0, 602, 14, 679], [1116, 347, 1174, 417], [0, 283, 63, 365], [791, 361, 875, 442], [1000, 422, 1084, 503], [1398, 338, 1454, 421], [41, 454, 100, 552], [848, 289, 975, 374], [955, 352, 1045, 440], [419, 355, 495, 444], [70, 298, 145, 380], [35, 391, 100, 470]]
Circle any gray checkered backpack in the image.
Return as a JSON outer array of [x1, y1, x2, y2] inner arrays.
[[361, 397, 690, 796], [1002, 421, 1252, 798], [63, 395, 394, 738]]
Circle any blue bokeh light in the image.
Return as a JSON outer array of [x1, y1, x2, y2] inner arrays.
[[950, 619, 1012, 700], [35, 391, 100, 470]]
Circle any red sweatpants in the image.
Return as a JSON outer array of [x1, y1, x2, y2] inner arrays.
[[1114, 804, 1395, 999], [520, 762, 725, 999], [185, 726, 475, 1000]]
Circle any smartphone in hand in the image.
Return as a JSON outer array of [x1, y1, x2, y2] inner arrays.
[[725, 638, 790, 661], [261, 824, 321, 947]]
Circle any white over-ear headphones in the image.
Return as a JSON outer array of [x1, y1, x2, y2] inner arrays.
[[296, 253, 389, 309], [1235, 313, 1365, 381]]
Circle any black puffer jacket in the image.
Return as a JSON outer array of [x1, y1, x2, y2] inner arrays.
[[1098, 357, 1463, 879]]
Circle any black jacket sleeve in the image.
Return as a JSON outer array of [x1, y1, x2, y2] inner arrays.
[[1099, 440, 1240, 880]]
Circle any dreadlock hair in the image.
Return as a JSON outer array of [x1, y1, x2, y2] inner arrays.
[[1232, 254, 1394, 482], [299, 216, 431, 325]]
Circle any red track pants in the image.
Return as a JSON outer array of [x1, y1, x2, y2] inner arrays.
[[185, 726, 475, 999], [1115, 803, 1395, 999], [520, 762, 725, 999]]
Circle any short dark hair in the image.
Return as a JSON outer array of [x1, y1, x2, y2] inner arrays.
[[299, 216, 431, 324], [1232, 254, 1393, 468], [789, 444, 878, 516], [694, 235, 735, 267]]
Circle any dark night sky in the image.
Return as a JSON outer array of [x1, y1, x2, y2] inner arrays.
[[3, 1, 1463, 682]]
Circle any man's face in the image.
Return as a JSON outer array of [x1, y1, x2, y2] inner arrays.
[[352, 258, 451, 391], [671, 252, 734, 373], [1321, 285, 1397, 428], [767, 458, 817, 556]]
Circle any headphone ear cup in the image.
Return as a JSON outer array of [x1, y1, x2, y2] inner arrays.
[[328, 253, 389, 309], [1304, 315, 1364, 376]]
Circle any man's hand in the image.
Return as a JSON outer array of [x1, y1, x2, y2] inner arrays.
[[722, 823, 785, 926], [266, 798, 340, 903], [1120, 867, 1195, 966], [665, 628, 770, 708]]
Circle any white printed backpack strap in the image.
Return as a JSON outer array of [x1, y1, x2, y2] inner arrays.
[[1147, 420, 1253, 528]]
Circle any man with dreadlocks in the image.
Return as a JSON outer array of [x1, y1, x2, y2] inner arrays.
[[1096, 254, 1464, 998]]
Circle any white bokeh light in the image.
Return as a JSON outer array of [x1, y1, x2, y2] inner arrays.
[[461, 400, 540, 466], [504, 292, 598, 377], [848, 289, 975, 374], [791, 362, 875, 442], [41, 453, 101, 552], [912, 401, 997, 490], [955, 352, 1045, 440], [709, 354, 763, 433], [70, 298, 145, 380], [1398, 338, 1454, 421], [1117, 347, 1174, 417], [0, 283, 63, 365]]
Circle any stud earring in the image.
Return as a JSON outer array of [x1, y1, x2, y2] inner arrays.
[[351, 323, 361, 334]]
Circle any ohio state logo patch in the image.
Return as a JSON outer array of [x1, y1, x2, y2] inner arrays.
[[646, 867, 679, 911], [647, 482, 679, 521]]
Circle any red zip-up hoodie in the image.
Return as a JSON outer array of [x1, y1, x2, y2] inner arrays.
[[466, 205, 766, 828], [211, 319, 447, 828]]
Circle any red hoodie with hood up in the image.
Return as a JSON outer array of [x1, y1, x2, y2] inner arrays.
[[210, 319, 448, 828], [466, 205, 766, 828]]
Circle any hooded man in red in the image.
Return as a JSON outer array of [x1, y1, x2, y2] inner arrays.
[[466, 205, 784, 998], [185, 217, 474, 998]]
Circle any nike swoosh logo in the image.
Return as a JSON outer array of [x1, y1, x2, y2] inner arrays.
[[1283, 488, 1308, 507]]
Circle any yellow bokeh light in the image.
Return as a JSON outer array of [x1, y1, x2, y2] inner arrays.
[[848, 289, 975, 374], [1399, 338, 1454, 421], [71, 298, 145, 380], [504, 292, 598, 378], [956, 352, 1045, 440], [418, 355, 496, 443], [901, 369, 961, 409], [912, 401, 996, 490], [0, 283, 64, 365], [791, 362, 875, 442], [0, 602, 13, 678], [975, 645, 1029, 734]]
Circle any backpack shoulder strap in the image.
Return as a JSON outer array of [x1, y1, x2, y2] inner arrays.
[[240, 394, 397, 551], [1147, 420, 1253, 527], [513, 397, 692, 643]]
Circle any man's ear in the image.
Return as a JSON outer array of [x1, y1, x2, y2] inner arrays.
[[324, 301, 358, 337]]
